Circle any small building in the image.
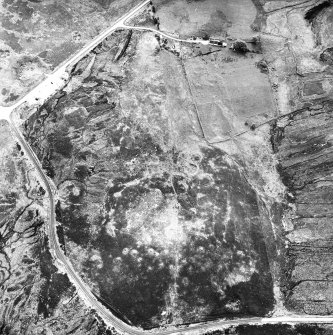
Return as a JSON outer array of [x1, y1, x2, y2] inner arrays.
[[209, 39, 227, 47]]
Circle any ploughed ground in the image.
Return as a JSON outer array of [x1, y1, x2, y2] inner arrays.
[[264, 0, 333, 317]]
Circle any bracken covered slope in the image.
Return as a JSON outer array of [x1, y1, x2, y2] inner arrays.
[[0, 121, 112, 334], [24, 29, 277, 329]]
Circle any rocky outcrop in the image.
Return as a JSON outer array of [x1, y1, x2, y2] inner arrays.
[[206, 324, 333, 335], [0, 0, 141, 106], [263, 0, 333, 316], [272, 102, 333, 314]]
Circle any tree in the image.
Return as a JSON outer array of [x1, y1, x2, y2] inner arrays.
[[232, 40, 248, 53]]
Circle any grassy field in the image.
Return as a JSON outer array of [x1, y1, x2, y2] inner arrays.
[[183, 47, 276, 142], [154, 0, 257, 39]]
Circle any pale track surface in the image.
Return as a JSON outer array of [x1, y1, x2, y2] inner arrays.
[[0, 0, 333, 333]]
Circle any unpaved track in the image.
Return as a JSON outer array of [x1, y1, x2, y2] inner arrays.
[[1, 0, 333, 333]]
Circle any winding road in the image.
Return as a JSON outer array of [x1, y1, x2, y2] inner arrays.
[[1, 0, 333, 333], [122, 24, 210, 45]]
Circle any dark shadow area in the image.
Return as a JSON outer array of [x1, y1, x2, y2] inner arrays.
[[305, 1, 331, 22]]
